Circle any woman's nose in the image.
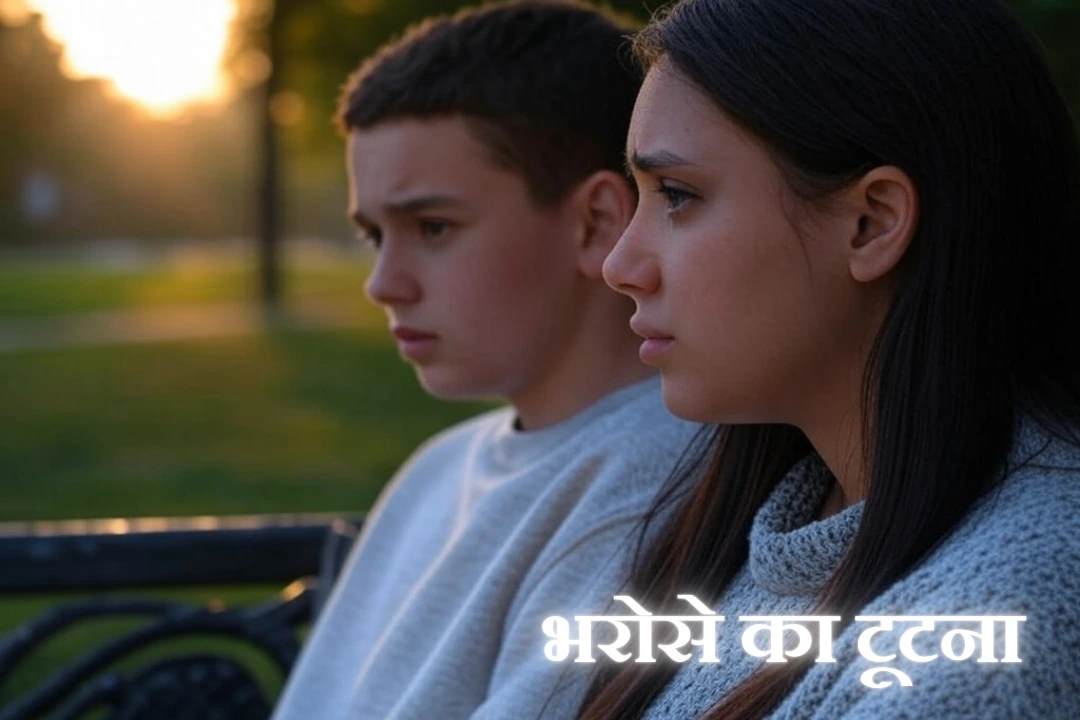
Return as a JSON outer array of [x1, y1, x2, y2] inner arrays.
[[603, 220, 660, 297]]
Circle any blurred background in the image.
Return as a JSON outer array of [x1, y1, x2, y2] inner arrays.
[[1, 0, 1078, 521], [0, 0, 1077, 706]]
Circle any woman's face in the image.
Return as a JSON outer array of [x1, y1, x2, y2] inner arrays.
[[604, 62, 869, 425]]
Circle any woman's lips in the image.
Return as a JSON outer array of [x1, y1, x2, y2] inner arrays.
[[391, 326, 438, 360], [630, 317, 674, 363]]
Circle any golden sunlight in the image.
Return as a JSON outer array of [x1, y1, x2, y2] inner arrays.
[[27, 0, 238, 116]]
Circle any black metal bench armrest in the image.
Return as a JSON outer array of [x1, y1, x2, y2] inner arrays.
[[0, 513, 364, 720]]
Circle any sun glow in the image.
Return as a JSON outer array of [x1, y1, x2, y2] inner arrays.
[[27, 0, 239, 116]]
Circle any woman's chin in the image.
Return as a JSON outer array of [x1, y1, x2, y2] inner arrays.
[[660, 376, 769, 425], [659, 378, 722, 423]]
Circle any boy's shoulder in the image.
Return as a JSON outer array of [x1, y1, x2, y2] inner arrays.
[[563, 375, 701, 451], [409, 376, 696, 468], [385, 378, 698, 511], [398, 404, 513, 470], [357, 406, 512, 526]]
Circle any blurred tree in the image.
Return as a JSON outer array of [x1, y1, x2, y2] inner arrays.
[[260, 0, 1079, 235], [232, 0, 1080, 304], [263, 0, 659, 157], [264, 0, 1077, 162], [1003, 0, 1080, 115], [0, 14, 69, 243], [0, 12, 256, 247], [0, 0, 1076, 253]]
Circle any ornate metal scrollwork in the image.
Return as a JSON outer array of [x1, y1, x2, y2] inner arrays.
[[0, 582, 313, 720], [0, 514, 361, 720]]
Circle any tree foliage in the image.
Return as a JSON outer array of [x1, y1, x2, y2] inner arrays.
[[1, 0, 1077, 246]]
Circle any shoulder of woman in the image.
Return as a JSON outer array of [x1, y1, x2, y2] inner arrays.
[[846, 443, 1080, 628]]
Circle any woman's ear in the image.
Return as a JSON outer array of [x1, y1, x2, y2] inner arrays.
[[845, 166, 919, 283], [571, 170, 636, 279]]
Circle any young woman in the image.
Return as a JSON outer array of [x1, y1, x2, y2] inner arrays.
[[577, 0, 1080, 718]]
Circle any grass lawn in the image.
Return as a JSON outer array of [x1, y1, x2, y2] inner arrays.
[[0, 327, 489, 521], [0, 257, 373, 319], [0, 258, 494, 709]]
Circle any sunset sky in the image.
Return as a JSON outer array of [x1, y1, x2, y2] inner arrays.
[[19, 0, 240, 116]]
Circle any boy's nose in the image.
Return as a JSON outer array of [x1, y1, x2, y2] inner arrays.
[[364, 252, 422, 306]]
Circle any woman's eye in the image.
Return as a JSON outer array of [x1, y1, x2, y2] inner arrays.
[[419, 220, 450, 238], [654, 183, 696, 212]]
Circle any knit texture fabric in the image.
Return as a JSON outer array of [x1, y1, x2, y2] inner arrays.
[[640, 417, 1080, 720], [271, 376, 699, 720]]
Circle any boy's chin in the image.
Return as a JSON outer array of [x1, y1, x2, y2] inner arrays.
[[414, 367, 498, 402]]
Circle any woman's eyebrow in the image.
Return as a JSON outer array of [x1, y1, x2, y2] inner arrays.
[[626, 149, 696, 173]]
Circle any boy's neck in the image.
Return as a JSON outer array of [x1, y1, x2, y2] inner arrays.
[[510, 302, 656, 431], [512, 362, 656, 431]]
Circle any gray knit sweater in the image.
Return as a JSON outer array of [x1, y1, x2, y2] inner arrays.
[[271, 376, 699, 720], [640, 417, 1080, 720]]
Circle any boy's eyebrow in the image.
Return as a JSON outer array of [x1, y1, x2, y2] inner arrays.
[[626, 149, 696, 173], [386, 194, 463, 214], [348, 208, 376, 230], [349, 194, 463, 229]]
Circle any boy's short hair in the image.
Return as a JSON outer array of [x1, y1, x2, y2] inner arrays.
[[336, 0, 641, 206]]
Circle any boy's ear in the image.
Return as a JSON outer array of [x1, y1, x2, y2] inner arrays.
[[843, 166, 919, 283], [569, 170, 636, 279]]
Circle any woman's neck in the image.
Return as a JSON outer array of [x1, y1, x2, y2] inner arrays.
[[801, 401, 868, 518]]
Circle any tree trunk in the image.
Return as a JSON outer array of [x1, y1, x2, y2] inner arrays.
[[257, 0, 282, 311]]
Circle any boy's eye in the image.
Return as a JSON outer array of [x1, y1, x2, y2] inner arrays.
[[654, 182, 696, 212], [356, 227, 382, 250], [419, 220, 450, 238]]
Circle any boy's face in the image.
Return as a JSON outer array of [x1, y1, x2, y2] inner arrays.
[[348, 115, 582, 401]]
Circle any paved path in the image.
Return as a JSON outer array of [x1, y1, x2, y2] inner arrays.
[[0, 299, 370, 353]]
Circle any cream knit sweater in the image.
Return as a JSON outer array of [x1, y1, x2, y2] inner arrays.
[[272, 376, 699, 720]]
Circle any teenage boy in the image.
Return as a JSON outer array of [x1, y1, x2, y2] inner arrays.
[[271, 2, 697, 719]]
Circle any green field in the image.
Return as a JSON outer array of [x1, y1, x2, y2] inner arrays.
[[0, 328, 488, 521], [0, 258, 493, 709], [0, 259, 374, 319], [0, 258, 491, 520]]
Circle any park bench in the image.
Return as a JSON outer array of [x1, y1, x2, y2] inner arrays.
[[0, 513, 361, 720]]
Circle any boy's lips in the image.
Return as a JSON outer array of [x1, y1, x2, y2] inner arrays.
[[391, 325, 439, 361], [391, 326, 437, 341]]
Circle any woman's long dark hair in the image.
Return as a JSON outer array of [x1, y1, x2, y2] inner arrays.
[[578, 0, 1080, 718]]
